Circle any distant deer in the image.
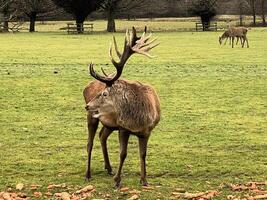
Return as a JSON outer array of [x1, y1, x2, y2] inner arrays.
[[219, 27, 249, 48], [83, 27, 160, 187], [219, 29, 243, 46]]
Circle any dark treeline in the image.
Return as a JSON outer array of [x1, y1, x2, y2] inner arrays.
[[1, 0, 266, 33]]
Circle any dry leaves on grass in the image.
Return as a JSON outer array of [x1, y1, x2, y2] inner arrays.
[[0, 192, 28, 200], [53, 185, 95, 200], [171, 190, 220, 200], [29, 185, 41, 190], [246, 194, 267, 200], [141, 186, 155, 192], [33, 192, 42, 198], [230, 182, 267, 196], [228, 194, 267, 200], [1, 184, 96, 200], [127, 194, 139, 200]]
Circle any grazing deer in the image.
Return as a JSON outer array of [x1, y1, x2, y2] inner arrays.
[[219, 29, 243, 46], [83, 27, 160, 187], [219, 27, 249, 48]]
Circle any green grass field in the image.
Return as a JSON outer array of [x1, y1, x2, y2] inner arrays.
[[0, 24, 267, 199]]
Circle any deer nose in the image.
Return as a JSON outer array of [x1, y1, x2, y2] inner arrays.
[[85, 105, 89, 111]]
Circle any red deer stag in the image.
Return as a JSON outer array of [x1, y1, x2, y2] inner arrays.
[[83, 27, 160, 187]]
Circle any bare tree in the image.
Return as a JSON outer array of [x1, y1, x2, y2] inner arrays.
[[14, 0, 55, 32], [237, 0, 250, 26], [52, 0, 104, 33], [244, 0, 256, 25], [100, 0, 146, 32], [189, 0, 217, 31], [0, 0, 13, 32]]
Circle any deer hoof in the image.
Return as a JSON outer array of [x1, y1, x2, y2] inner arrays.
[[85, 172, 91, 181], [140, 179, 148, 186], [105, 166, 113, 175], [114, 182, 122, 189], [107, 170, 114, 176]]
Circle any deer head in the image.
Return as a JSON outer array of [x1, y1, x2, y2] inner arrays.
[[86, 27, 159, 123]]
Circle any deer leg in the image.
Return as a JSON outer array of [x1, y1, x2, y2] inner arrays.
[[232, 37, 234, 48], [236, 37, 239, 45], [138, 136, 149, 186], [245, 36, 249, 48], [240, 37, 244, 46], [85, 115, 99, 180], [113, 130, 130, 188], [224, 38, 228, 45], [99, 126, 113, 175], [241, 36, 245, 48]]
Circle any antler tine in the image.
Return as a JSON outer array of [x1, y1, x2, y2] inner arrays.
[[101, 67, 116, 77], [130, 26, 137, 45], [101, 67, 109, 76], [109, 41, 118, 67], [112, 36, 122, 59], [138, 37, 158, 49], [89, 63, 115, 86], [126, 29, 131, 46]]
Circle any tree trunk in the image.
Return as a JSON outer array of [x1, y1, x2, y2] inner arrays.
[[2, 7, 9, 32], [201, 16, 210, 31], [262, 0, 266, 25], [3, 20, 9, 32], [107, 10, 116, 32], [29, 12, 37, 32], [239, 1, 244, 26], [76, 19, 84, 34], [251, 0, 256, 25]]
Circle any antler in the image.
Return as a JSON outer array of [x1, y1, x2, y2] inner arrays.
[[89, 26, 159, 86]]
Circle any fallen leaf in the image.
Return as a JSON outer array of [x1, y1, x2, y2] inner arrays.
[[248, 182, 267, 186], [45, 192, 53, 196], [2, 193, 12, 200], [142, 186, 154, 190], [200, 191, 220, 200], [248, 194, 267, 200], [127, 194, 139, 200], [47, 183, 67, 189], [33, 192, 42, 198], [17, 193, 27, 198], [184, 192, 206, 199], [70, 195, 80, 200], [54, 192, 71, 200], [175, 188, 186, 193], [172, 192, 184, 198], [16, 183, 24, 191], [227, 195, 235, 200], [120, 187, 129, 193], [129, 189, 141, 195], [75, 185, 94, 194], [30, 184, 41, 190], [230, 184, 249, 191], [252, 190, 267, 194]]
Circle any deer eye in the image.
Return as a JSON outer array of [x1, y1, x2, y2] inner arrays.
[[102, 91, 108, 97]]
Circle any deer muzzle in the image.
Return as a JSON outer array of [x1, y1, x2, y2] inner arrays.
[[85, 102, 101, 118]]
